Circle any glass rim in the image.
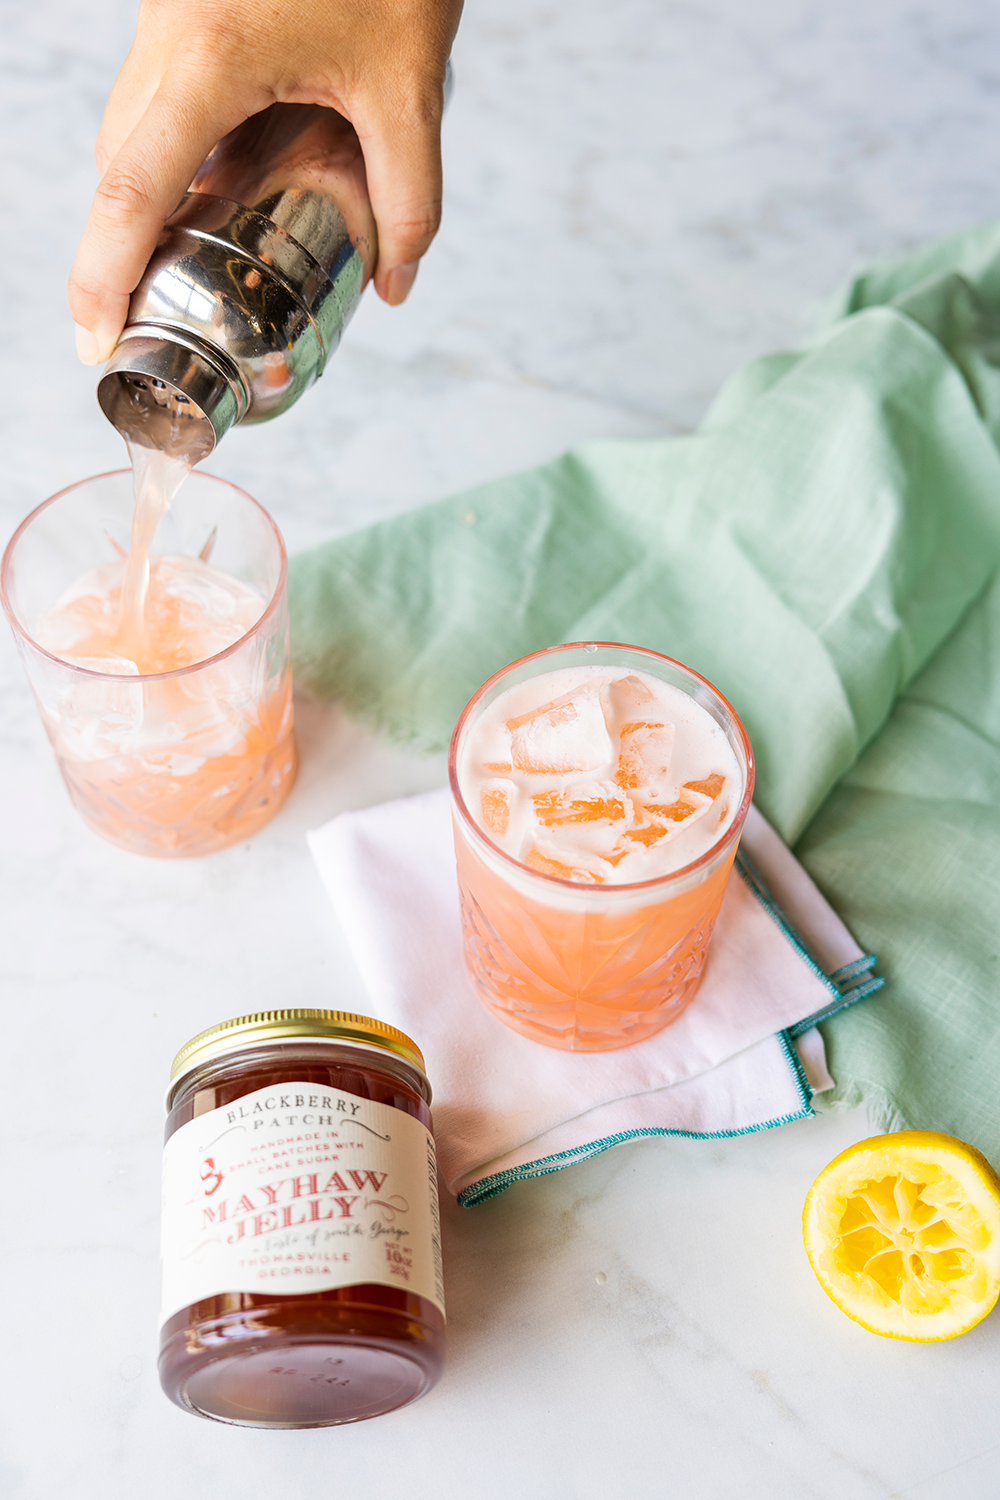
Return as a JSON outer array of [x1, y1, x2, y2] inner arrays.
[[0, 467, 288, 684], [447, 641, 755, 895]]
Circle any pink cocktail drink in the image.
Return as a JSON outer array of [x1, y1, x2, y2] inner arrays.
[[450, 644, 754, 1051], [2, 470, 295, 857]]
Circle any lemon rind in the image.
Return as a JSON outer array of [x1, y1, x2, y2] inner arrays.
[[803, 1131, 1000, 1343]]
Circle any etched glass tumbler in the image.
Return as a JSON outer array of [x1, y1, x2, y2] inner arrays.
[[449, 643, 754, 1051], [2, 469, 296, 856]]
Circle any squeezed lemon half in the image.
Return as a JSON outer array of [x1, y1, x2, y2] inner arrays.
[[802, 1131, 1000, 1341]]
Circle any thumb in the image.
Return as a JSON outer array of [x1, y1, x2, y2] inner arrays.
[[68, 88, 253, 363]]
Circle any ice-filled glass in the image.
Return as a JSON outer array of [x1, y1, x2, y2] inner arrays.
[[1, 470, 295, 857], [449, 643, 754, 1051]]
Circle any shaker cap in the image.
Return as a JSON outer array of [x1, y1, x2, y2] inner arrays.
[[98, 331, 245, 459]]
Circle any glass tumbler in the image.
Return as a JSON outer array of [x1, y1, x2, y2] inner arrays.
[[449, 643, 754, 1051], [1, 469, 296, 857]]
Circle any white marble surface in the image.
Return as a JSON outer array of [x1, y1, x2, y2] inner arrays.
[[4, 2, 1000, 1496]]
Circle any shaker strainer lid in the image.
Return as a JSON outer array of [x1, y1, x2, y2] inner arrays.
[[98, 330, 244, 460]]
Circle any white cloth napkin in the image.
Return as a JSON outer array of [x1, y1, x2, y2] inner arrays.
[[308, 789, 882, 1204]]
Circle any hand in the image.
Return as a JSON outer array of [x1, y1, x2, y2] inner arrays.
[[68, 0, 463, 363]]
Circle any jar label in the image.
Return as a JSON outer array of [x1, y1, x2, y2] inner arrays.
[[161, 1081, 445, 1324]]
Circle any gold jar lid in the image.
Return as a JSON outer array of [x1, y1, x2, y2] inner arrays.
[[169, 1008, 426, 1096]]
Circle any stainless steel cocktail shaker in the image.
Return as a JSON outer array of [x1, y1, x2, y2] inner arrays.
[[97, 104, 378, 461]]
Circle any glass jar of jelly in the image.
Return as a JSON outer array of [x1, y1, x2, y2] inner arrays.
[[159, 1009, 445, 1427]]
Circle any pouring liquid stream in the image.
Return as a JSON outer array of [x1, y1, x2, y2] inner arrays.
[[114, 440, 194, 664]]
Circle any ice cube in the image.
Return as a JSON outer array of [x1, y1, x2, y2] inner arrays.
[[604, 803, 679, 864], [619, 819, 669, 848], [472, 713, 513, 776], [34, 561, 124, 656], [606, 674, 656, 715], [531, 788, 625, 827], [134, 666, 255, 762], [50, 560, 123, 613], [480, 780, 513, 837], [144, 555, 265, 664], [51, 654, 143, 759], [645, 789, 711, 824], [615, 720, 675, 790], [509, 687, 613, 773], [523, 846, 606, 883], [683, 772, 726, 799]]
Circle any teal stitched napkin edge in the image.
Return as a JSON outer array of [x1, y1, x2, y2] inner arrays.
[[457, 847, 884, 1206]]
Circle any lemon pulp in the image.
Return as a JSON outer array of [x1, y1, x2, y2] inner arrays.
[[802, 1131, 1000, 1341]]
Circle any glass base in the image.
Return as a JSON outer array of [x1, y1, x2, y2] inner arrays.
[[60, 734, 297, 857], [471, 968, 706, 1050], [460, 880, 716, 1051]]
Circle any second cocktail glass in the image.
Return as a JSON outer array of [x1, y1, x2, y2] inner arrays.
[[449, 643, 754, 1052], [2, 470, 296, 857]]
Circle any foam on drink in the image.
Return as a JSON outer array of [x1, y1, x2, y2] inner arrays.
[[458, 665, 742, 884]]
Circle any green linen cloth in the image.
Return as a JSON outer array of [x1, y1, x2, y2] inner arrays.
[[289, 220, 1000, 1162]]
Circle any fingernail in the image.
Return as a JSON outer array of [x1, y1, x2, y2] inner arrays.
[[74, 323, 101, 365], [385, 262, 419, 306]]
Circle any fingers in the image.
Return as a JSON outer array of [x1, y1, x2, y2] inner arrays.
[[354, 78, 446, 305], [70, 0, 461, 360], [68, 86, 254, 363]]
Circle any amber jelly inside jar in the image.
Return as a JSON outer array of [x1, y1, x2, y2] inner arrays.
[[160, 1010, 446, 1428]]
